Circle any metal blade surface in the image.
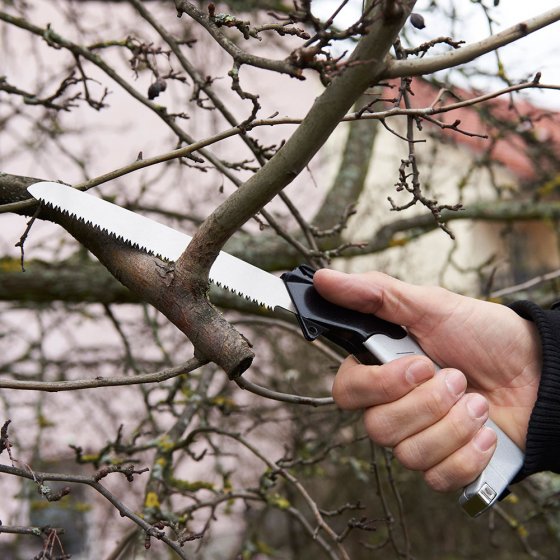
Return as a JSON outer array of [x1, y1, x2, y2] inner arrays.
[[27, 181, 295, 312]]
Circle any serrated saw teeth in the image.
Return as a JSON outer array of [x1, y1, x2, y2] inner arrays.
[[27, 181, 295, 313]]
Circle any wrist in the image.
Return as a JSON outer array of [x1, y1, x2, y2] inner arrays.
[[510, 301, 560, 480]]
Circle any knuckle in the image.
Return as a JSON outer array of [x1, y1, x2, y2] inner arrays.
[[423, 448, 488, 493], [393, 439, 424, 470], [421, 388, 449, 419], [374, 366, 403, 404], [375, 372, 394, 403], [363, 408, 397, 447], [423, 468, 453, 493], [331, 375, 352, 409], [447, 412, 476, 445], [443, 396, 487, 446], [332, 370, 363, 409]]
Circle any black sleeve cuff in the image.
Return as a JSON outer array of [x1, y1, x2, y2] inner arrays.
[[509, 300, 560, 481]]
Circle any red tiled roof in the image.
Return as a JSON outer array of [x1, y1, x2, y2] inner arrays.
[[401, 78, 560, 181]]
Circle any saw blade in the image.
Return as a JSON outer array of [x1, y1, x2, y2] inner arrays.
[[27, 181, 295, 312]]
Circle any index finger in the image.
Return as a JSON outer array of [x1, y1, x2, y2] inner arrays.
[[313, 268, 450, 330]]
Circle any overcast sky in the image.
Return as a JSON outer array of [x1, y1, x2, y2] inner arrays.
[[314, 1, 560, 108]]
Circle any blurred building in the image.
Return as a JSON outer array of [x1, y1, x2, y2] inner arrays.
[[339, 78, 560, 300]]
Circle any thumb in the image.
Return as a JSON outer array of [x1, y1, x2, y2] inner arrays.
[[313, 268, 445, 329]]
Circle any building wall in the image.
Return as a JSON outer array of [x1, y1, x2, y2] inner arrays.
[[331, 115, 560, 296]]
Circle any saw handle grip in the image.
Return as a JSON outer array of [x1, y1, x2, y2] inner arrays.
[[363, 334, 524, 517], [281, 265, 524, 517]]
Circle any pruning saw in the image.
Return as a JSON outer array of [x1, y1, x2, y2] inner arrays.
[[27, 181, 525, 517]]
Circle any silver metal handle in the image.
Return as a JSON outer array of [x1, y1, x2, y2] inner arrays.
[[363, 333, 524, 517]]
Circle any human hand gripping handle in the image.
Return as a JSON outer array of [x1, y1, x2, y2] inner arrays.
[[282, 267, 540, 517], [362, 332, 524, 516]]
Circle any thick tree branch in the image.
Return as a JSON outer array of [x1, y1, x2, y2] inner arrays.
[[0, 256, 137, 303], [0, 175, 255, 378], [56, 224, 254, 378], [188, 1, 416, 270], [0, 255, 278, 314], [384, 7, 560, 78], [6, 192, 560, 308]]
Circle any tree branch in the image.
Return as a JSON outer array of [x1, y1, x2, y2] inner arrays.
[[0, 462, 190, 559], [0, 358, 203, 392], [384, 7, 560, 78], [187, 1, 416, 269], [311, 95, 380, 232], [174, 1, 305, 79], [0, 178, 256, 377], [5, 196, 560, 308]]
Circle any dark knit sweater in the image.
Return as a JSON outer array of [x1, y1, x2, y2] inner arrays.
[[510, 301, 560, 480]]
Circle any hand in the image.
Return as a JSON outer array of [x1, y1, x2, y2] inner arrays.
[[313, 269, 541, 492]]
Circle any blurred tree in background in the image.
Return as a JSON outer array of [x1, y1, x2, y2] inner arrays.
[[1, 1, 560, 558]]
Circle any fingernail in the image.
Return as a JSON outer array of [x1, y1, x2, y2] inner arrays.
[[445, 369, 466, 398], [405, 360, 433, 385], [473, 427, 496, 452], [466, 394, 488, 420]]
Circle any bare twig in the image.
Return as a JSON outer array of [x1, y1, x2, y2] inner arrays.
[[384, 7, 560, 78], [181, 427, 351, 560], [0, 462, 190, 559], [490, 269, 560, 299], [235, 375, 334, 406], [3, 79, 556, 214], [0, 358, 204, 391]]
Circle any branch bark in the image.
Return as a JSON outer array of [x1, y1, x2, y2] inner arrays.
[[0, 358, 203, 392], [0, 174, 254, 378], [5, 191, 560, 307], [174, 0, 304, 78], [58, 224, 254, 378], [383, 7, 560, 79], [158, 1, 416, 379], [187, 1, 416, 268]]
